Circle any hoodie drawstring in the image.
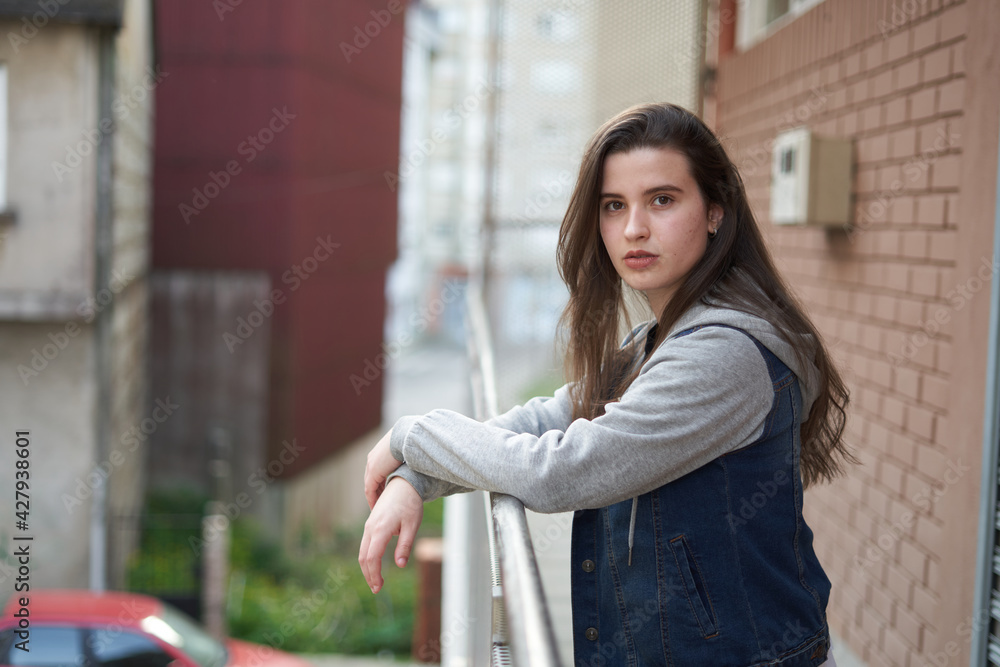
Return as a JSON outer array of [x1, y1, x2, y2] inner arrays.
[[627, 496, 638, 566]]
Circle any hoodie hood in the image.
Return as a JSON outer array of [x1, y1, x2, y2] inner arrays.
[[664, 299, 823, 424]]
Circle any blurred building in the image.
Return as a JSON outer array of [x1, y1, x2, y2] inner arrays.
[[0, 0, 155, 589], [392, 0, 706, 409], [149, 1, 406, 525], [707, 0, 998, 665], [488, 0, 706, 410]]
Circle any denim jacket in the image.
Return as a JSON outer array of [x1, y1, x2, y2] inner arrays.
[[570, 325, 831, 666]]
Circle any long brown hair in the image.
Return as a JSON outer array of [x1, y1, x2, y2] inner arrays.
[[556, 103, 853, 486]]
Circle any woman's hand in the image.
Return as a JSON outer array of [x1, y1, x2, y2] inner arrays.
[[358, 476, 423, 594], [364, 428, 403, 509]]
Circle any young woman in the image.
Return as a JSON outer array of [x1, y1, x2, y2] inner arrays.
[[359, 103, 853, 666]]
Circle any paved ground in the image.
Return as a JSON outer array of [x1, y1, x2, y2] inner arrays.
[[382, 338, 472, 420]]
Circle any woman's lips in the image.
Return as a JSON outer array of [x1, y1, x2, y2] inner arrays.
[[623, 253, 657, 269]]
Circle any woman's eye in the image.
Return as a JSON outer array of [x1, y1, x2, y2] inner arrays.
[[605, 201, 624, 212], [653, 195, 673, 206]]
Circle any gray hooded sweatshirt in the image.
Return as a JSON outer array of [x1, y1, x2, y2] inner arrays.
[[388, 299, 821, 515]]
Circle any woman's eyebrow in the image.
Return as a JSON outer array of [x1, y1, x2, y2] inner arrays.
[[600, 184, 684, 199]]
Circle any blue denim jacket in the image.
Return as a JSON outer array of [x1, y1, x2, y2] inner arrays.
[[570, 325, 831, 666]]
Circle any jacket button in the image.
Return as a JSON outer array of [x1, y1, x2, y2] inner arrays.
[[581, 559, 595, 572], [585, 627, 598, 641]]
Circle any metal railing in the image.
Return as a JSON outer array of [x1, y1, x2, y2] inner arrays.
[[466, 278, 564, 667]]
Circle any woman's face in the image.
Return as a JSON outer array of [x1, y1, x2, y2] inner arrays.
[[599, 146, 722, 315]]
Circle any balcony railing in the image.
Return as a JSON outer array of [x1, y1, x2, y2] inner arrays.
[[466, 278, 564, 667]]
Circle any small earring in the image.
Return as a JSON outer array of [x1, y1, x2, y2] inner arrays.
[[709, 227, 718, 237]]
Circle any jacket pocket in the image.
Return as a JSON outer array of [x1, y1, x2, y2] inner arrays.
[[668, 535, 719, 638]]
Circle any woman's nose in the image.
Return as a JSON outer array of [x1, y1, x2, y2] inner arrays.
[[624, 208, 649, 240]]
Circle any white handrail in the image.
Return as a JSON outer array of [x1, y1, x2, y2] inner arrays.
[[466, 278, 564, 667]]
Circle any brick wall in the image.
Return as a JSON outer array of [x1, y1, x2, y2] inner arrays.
[[715, 1, 978, 665]]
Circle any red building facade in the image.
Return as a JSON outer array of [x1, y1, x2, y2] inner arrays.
[[152, 0, 406, 477]]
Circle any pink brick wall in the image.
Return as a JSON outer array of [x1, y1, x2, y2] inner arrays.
[[715, 1, 974, 665]]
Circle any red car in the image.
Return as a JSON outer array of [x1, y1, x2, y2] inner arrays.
[[0, 590, 312, 666]]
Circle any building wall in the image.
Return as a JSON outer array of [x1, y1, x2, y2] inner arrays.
[[714, 0, 998, 665], [0, 23, 97, 313], [0, 324, 95, 588], [0, 0, 154, 589], [152, 0, 404, 478], [147, 272, 271, 495], [0, 23, 102, 589]]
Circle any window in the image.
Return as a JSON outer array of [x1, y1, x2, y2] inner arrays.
[[737, 0, 827, 50], [529, 61, 581, 95], [535, 10, 579, 42], [144, 606, 227, 667], [1, 626, 85, 666], [90, 629, 175, 667], [534, 119, 566, 147], [767, 0, 790, 24], [437, 6, 464, 34]]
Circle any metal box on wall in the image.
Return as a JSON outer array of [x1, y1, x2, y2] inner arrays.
[[770, 127, 853, 227]]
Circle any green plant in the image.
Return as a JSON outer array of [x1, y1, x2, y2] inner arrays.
[[126, 487, 208, 595], [226, 499, 444, 655], [127, 487, 444, 656]]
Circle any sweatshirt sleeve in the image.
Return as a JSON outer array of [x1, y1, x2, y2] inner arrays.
[[483, 382, 575, 434], [384, 383, 575, 502], [386, 463, 472, 501], [389, 326, 775, 513]]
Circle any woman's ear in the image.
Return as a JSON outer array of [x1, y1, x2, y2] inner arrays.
[[708, 203, 723, 228], [707, 203, 724, 236]]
